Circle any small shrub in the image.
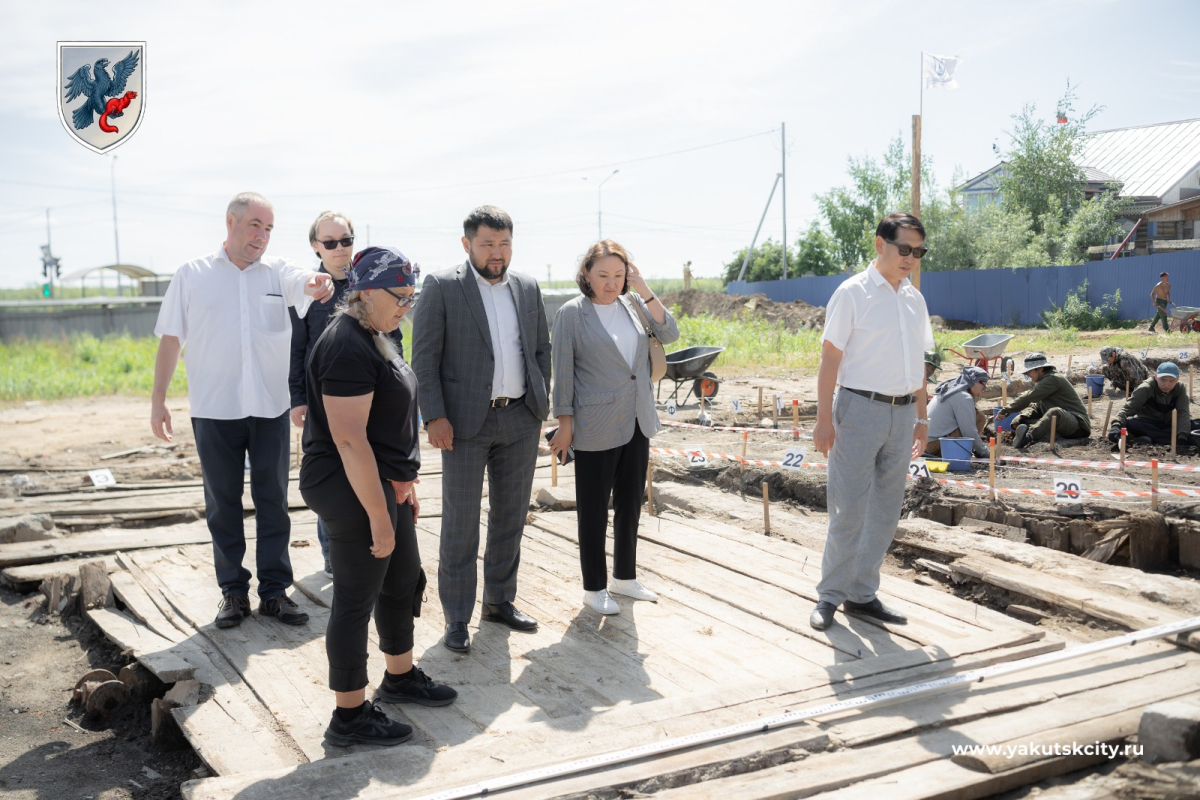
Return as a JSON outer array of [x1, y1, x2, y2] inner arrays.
[[1040, 281, 1120, 331]]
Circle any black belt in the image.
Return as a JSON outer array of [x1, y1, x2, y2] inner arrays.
[[490, 395, 524, 408], [845, 387, 917, 406]]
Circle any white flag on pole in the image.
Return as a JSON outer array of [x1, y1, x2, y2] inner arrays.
[[922, 52, 960, 89]]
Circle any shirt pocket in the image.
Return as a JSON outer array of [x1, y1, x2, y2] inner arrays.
[[258, 295, 288, 334]]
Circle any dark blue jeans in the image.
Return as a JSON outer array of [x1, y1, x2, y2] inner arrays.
[[191, 413, 293, 600]]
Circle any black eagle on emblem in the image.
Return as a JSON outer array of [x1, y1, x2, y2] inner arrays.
[[63, 50, 140, 130]]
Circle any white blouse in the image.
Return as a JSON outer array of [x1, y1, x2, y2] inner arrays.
[[593, 298, 640, 370]]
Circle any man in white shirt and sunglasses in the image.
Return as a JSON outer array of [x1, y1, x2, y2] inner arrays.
[[810, 213, 935, 632]]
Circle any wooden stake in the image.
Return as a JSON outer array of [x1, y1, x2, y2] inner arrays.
[[551, 450, 558, 487], [1087, 382, 1093, 418], [1049, 414, 1057, 448], [757, 387, 764, 417], [1119, 428, 1127, 470], [1126, 380, 1131, 399], [792, 399, 799, 441], [1151, 459, 1159, 511], [646, 458, 655, 516], [1172, 408, 1178, 459], [988, 437, 996, 502], [740, 431, 748, 476], [1001, 378, 1008, 408], [1102, 399, 1113, 434], [761, 481, 770, 534], [773, 394, 779, 427], [1190, 363, 1195, 400], [1067, 355, 1073, 374]]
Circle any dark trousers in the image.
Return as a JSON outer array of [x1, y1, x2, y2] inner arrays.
[[1118, 417, 1186, 445], [573, 423, 650, 592], [191, 414, 292, 600], [439, 403, 541, 623], [301, 470, 423, 693]]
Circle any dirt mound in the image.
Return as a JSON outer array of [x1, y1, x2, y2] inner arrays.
[[659, 290, 825, 331]]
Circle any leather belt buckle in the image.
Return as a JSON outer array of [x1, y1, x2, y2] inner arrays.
[[491, 397, 511, 408]]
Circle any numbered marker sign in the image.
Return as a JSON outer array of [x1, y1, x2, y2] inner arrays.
[[88, 468, 117, 488], [731, 397, 743, 414], [1180, 351, 1190, 362], [686, 451, 708, 469], [781, 447, 807, 471], [1053, 473, 1082, 502], [666, 400, 677, 418], [908, 459, 932, 479]]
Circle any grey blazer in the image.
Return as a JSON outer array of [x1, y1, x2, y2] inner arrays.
[[411, 262, 552, 441], [551, 293, 679, 451]]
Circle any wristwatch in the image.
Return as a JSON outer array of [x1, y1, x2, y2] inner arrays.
[[915, 418, 929, 426]]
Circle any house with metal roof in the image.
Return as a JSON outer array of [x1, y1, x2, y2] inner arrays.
[[957, 117, 1200, 211]]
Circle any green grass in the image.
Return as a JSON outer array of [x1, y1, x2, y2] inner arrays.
[[0, 333, 183, 402]]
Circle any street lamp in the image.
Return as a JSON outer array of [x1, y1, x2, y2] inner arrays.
[[583, 169, 619, 240], [111, 155, 121, 295]]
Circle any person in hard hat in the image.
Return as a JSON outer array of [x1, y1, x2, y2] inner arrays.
[[1110, 362, 1192, 448], [996, 353, 1091, 449]]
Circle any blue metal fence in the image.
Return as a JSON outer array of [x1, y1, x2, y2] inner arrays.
[[727, 250, 1200, 326]]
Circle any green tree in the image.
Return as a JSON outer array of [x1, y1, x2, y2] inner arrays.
[[999, 82, 1102, 232], [794, 223, 840, 276], [722, 239, 792, 284]]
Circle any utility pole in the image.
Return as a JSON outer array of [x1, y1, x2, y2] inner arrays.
[[781, 122, 787, 280], [584, 169, 619, 240], [111, 156, 121, 296]]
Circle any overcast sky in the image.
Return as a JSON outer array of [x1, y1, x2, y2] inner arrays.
[[3, 0, 1199, 289]]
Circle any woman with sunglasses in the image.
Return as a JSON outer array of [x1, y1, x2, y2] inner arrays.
[[289, 211, 403, 577], [300, 247, 457, 747]]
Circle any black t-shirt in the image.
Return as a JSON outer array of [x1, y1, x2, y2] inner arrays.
[[299, 313, 420, 489]]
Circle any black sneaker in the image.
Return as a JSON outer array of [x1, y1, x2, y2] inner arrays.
[[258, 594, 310, 625], [1013, 424, 1031, 450], [377, 666, 458, 707], [215, 594, 250, 628], [324, 701, 412, 747]]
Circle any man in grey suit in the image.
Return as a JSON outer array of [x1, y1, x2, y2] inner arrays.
[[412, 206, 552, 653]]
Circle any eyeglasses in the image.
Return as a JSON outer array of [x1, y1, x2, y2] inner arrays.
[[380, 287, 418, 308], [885, 239, 929, 259], [318, 237, 355, 251]]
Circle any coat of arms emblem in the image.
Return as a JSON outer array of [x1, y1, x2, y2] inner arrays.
[[57, 41, 145, 153]]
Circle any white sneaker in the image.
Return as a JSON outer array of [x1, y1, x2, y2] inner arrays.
[[583, 590, 619, 615], [609, 578, 658, 602]]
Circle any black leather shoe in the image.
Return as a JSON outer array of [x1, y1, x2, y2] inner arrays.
[[843, 598, 908, 625], [258, 594, 310, 626], [443, 622, 470, 653], [215, 594, 250, 628], [809, 601, 837, 631], [481, 601, 539, 631]]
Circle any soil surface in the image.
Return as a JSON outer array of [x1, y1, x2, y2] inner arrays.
[[659, 289, 826, 330]]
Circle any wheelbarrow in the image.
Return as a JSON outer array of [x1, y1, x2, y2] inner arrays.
[[656, 346, 725, 406], [948, 333, 1015, 377], [1171, 306, 1200, 332]]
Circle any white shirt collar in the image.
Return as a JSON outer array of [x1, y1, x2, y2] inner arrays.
[[216, 246, 262, 271], [474, 268, 510, 288], [867, 261, 910, 291]]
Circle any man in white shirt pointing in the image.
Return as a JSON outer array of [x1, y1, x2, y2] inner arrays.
[[150, 192, 334, 629], [810, 212, 935, 632]]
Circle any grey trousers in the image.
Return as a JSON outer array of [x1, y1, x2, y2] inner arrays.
[[818, 390, 915, 606], [439, 402, 541, 624]]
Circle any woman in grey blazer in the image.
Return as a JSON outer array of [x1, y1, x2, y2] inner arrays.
[[548, 241, 680, 615]]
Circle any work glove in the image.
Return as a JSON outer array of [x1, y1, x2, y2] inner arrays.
[[1107, 425, 1121, 444]]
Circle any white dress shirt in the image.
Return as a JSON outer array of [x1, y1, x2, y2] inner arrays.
[[475, 271, 526, 400], [155, 248, 315, 419], [822, 262, 934, 396]]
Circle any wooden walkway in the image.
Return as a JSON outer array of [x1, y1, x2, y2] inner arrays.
[[41, 460, 1200, 799]]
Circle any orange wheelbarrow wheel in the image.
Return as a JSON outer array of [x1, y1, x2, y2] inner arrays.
[[692, 371, 720, 399]]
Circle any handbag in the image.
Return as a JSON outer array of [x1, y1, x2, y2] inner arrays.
[[626, 295, 667, 383]]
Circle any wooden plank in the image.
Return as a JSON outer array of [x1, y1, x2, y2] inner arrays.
[[950, 553, 1184, 631], [0, 519, 232, 568], [108, 569, 189, 644], [2, 555, 119, 589], [86, 607, 195, 682]]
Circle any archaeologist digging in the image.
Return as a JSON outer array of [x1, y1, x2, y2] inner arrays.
[[926, 366, 990, 458], [1091, 345, 1149, 391], [1110, 361, 1195, 451], [996, 353, 1091, 449]]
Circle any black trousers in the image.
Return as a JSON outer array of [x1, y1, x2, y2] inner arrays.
[[191, 414, 292, 600], [300, 469, 424, 693], [1115, 417, 1196, 445], [573, 424, 649, 592]]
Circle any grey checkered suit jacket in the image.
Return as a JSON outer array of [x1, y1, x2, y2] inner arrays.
[[411, 262, 551, 440], [551, 293, 679, 452]]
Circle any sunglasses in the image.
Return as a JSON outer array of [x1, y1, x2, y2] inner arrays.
[[885, 239, 929, 259], [380, 287, 418, 308], [318, 237, 355, 251]]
